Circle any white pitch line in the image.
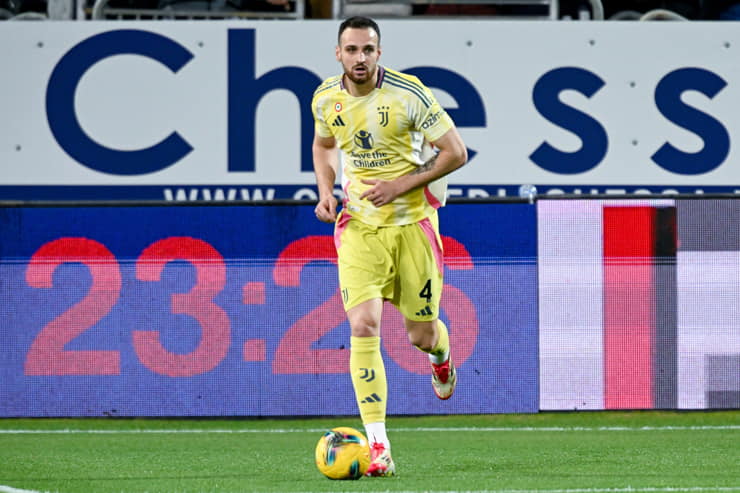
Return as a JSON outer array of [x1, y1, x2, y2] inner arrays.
[[0, 425, 737, 434], [0, 485, 49, 493], [395, 425, 740, 432]]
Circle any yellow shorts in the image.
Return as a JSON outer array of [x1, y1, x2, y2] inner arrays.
[[334, 211, 444, 321]]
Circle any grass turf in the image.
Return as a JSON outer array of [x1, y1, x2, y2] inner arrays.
[[0, 410, 738, 493]]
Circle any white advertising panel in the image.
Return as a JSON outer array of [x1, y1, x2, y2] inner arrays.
[[1, 20, 740, 200], [538, 198, 740, 411]]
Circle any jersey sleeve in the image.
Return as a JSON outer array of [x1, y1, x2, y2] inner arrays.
[[311, 92, 333, 139], [411, 79, 455, 143]]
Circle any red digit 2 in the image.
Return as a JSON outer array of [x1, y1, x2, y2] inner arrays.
[[272, 236, 346, 374], [24, 238, 121, 376]]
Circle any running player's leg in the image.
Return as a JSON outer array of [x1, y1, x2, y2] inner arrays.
[[396, 213, 456, 399], [346, 299, 394, 477], [406, 318, 456, 400], [336, 217, 395, 476], [347, 299, 387, 438]]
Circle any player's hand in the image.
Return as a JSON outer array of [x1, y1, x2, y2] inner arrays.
[[314, 195, 338, 223], [360, 179, 401, 207]]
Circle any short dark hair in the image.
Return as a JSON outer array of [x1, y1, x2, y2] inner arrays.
[[338, 16, 381, 45]]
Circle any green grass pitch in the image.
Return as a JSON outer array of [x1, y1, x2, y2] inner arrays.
[[1, 410, 738, 493]]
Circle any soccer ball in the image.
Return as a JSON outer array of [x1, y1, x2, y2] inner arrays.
[[314, 427, 370, 480]]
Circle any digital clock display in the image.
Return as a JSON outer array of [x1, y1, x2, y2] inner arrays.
[[0, 203, 538, 417]]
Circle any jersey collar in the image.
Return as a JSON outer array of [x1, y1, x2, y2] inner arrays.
[[340, 66, 386, 92]]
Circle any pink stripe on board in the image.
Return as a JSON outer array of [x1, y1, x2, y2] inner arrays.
[[418, 218, 444, 274]]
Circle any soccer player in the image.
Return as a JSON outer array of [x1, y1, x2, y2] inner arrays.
[[311, 16, 468, 477]]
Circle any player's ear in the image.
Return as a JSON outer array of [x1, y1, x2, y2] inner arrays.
[[335, 45, 341, 61]]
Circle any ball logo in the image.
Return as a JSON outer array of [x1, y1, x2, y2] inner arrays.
[[353, 130, 373, 150]]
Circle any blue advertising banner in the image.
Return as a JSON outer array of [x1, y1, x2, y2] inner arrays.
[[0, 202, 538, 417]]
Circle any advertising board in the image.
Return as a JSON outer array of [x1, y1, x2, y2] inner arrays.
[[538, 198, 740, 410], [0, 202, 538, 416], [2, 21, 740, 200]]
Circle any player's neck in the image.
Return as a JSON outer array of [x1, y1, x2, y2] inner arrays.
[[343, 74, 377, 97]]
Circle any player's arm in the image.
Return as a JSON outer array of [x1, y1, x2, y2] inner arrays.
[[360, 127, 467, 208], [313, 133, 339, 223]]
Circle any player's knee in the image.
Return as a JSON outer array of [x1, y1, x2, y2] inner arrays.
[[347, 300, 383, 337], [349, 316, 380, 337]]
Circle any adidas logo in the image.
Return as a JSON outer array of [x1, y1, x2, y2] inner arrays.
[[332, 116, 346, 127], [360, 393, 383, 404], [415, 305, 432, 317]]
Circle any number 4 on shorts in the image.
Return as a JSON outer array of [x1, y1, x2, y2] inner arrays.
[[419, 279, 432, 303]]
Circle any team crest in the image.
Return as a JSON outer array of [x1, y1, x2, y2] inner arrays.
[[377, 105, 389, 127], [354, 130, 373, 150], [335, 102, 342, 112]]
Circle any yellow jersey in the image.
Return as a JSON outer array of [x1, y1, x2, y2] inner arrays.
[[311, 66, 455, 226]]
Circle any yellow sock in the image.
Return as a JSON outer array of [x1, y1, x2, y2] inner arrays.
[[350, 336, 387, 425], [421, 320, 450, 365]]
